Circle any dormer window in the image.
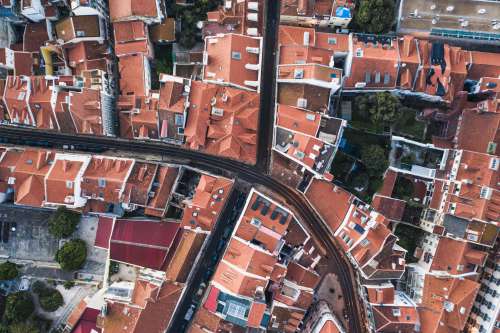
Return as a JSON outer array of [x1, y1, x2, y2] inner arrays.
[[480, 187, 492, 200], [231, 51, 241, 60], [328, 37, 337, 45], [98, 178, 106, 188], [66, 181, 73, 189], [355, 48, 363, 57], [489, 157, 499, 171]]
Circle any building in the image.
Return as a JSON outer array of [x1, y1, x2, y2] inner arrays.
[[108, 0, 163, 24], [280, 0, 354, 29], [397, 0, 500, 43], [305, 178, 407, 281], [205, 0, 263, 37], [55, 15, 106, 45], [202, 33, 263, 92], [189, 189, 323, 332], [274, 104, 345, 178], [364, 284, 419, 333], [118, 53, 151, 97], [302, 300, 345, 333]]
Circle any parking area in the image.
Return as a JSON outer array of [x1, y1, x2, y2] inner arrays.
[[0, 204, 57, 262], [0, 205, 107, 279]]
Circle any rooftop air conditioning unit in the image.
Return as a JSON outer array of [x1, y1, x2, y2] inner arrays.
[[297, 98, 307, 108], [211, 107, 224, 116]]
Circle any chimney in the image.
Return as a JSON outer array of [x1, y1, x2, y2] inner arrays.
[[104, 159, 112, 171], [62, 160, 70, 172], [84, 100, 100, 110], [35, 151, 46, 170], [403, 36, 412, 58], [114, 160, 123, 173], [297, 0, 308, 15], [138, 164, 147, 181]]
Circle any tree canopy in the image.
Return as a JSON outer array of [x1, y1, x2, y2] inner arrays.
[[9, 322, 39, 333], [353, 0, 396, 34], [48, 207, 81, 239], [361, 145, 389, 177], [55, 239, 87, 271], [0, 262, 18, 281], [356, 92, 401, 126], [3, 292, 34, 323], [32, 281, 64, 312]]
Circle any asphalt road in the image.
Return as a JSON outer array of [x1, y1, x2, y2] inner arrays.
[[0, 125, 366, 333], [255, 0, 280, 174]]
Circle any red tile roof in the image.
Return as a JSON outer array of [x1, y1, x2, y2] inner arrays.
[[344, 38, 399, 89], [109, 218, 180, 269], [113, 20, 151, 58], [305, 179, 353, 232], [109, 0, 160, 22], [183, 81, 260, 163], [94, 216, 114, 249], [276, 104, 320, 136], [181, 174, 233, 231], [420, 275, 479, 333], [68, 88, 103, 135], [118, 54, 149, 97], [81, 156, 134, 203], [203, 34, 261, 91], [13, 149, 54, 207]]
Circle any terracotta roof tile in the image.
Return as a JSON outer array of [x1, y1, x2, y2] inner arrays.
[[305, 179, 353, 232], [203, 34, 261, 90], [109, 218, 180, 269]]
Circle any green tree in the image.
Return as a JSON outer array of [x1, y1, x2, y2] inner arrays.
[[3, 292, 34, 323], [356, 92, 401, 126], [55, 239, 87, 271], [31, 281, 47, 295], [48, 207, 80, 239], [63, 280, 75, 290], [0, 262, 18, 281], [354, 0, 396, 34], [38, 289, 64, 312], [9, 322, 39, 333], [361, 145, 388, 177]]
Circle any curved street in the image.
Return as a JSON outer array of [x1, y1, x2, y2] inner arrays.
[[0, 125, 365, 333]]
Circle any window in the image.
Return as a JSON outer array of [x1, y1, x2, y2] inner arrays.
[[489, 157, 499, 171], [250, 218, 261, 228], [383, 72, 391, 84], [226, 302, 247, 319], [174, 114, 184, 126], [66, 181, 73, 189], [364, 71, 371, 83], [374, 72, 381, 84], [98, 178, 106, 188], [480, 187, 492, 199], [392, 308, 401, 317], [294, 69, 304, 79], [231, 51, 241, 60], [360, 238, 370, 247], [328, 37, 337, 45]]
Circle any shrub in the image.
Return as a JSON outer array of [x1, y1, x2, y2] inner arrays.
[[353, 0, 396, 34], [39, 289, 64, 312], [55, 239, 87, 271], [361, 145, 389, 177], [3, 291, 34, 323], [48, 207, 81, 239], [63, 280, 75, 290], [0, 262, 18, 281], [31, 281, 47, 295], [9, 322, 39, 333]]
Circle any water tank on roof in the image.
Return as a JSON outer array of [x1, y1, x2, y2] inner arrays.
[[247, 27, 258, 36], [248, 2, 258, 11], [247, 13, 258, 22]]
